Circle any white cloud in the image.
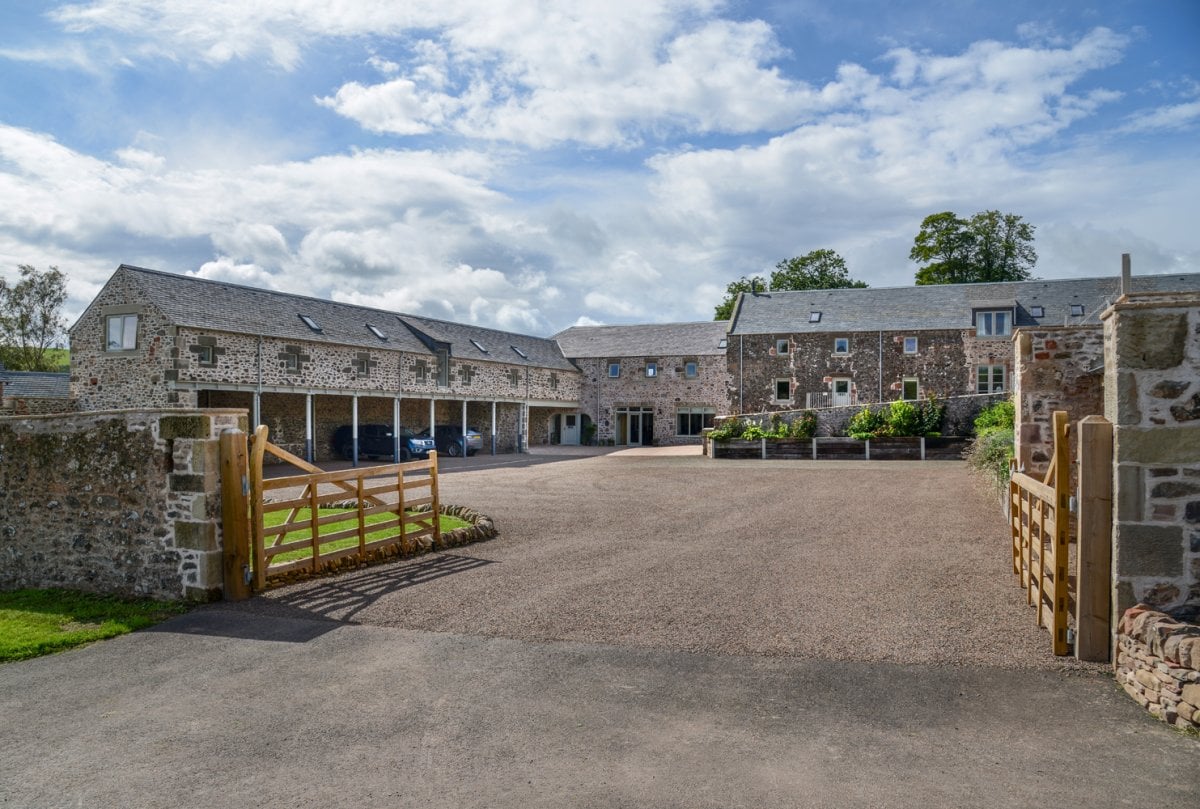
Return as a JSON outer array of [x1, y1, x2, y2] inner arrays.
[[1117, 100, 1200, 134]]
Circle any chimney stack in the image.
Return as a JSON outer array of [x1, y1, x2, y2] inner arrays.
[[1120, 253, 1131, 297]]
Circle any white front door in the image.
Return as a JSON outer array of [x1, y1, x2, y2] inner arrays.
[[561, 413, 580, 445], [832, 378, 852, 407]]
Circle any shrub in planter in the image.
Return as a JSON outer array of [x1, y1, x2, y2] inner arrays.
[[846, 406, 885, 440], [709, 418, 746, 442], [916, 394, 946, 436], [789, 410, 817, 439], [965, 399, 1015, 492]]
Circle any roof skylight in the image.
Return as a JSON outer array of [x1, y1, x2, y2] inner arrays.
[[470, 339, 489, 353], [1070, 304, 1085, 317], [299, 314, 322, 332], [367, 323, 387, 340], [511, 345, 528, 359], [809, 312, 821, 323], [1030, 306, 1044, 318], [718, 338, 728, 349]]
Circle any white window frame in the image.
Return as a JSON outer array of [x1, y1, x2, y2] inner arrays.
[[903, 337, 918, 354], [283, 352, 300, 372], [833, 337, 849, 355], [196, 345, 215, 366], [977, 365, 1006, 393], [976, 310, 1011, 337], [645, 362, 658, 378], [608, 362, 621, 378], [775, 339, 790, 355], [902, 377, 919, 401], [1070, 304, 1085, 317], [676, 406, 716, 436], [105, 314, 138, 351], [1030, 305, 1044, 318], [774, 378, 792, 402], [684, 361, 698, 378]]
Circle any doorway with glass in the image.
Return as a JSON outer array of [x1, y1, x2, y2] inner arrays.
[[614, 406, 654, 446]]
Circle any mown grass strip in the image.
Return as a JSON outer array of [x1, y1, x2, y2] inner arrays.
[[0, 589, 186, 663], [264, 508, 470, 564]]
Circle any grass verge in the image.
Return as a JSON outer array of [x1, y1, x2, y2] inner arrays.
[[265, 508, 470, 564], [0, 589, 187, 663]]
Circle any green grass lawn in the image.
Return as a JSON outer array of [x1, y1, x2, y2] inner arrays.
[[264, 507, 470, 564], [0, 589, 186, 663]]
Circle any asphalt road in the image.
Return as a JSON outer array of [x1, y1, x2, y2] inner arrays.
[[2, 451, 1197, 808]]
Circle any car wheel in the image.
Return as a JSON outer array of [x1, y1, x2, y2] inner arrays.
[[400, 448, 411, 461], [446, 442, 462, 457], [337, 444, 354, 460]]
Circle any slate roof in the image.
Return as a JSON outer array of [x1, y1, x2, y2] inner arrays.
[[398, 314, 577, 371], [553, 321, 730, 358], [0, 367, 70, 398], [728, 273, 1200, 335]]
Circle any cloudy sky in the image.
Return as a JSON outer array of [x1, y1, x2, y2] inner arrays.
[[1, 1, 1197, 335]]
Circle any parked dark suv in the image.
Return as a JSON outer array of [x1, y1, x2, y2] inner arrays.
[[332, 424, 436, 461], [418, 425, 484, 457]]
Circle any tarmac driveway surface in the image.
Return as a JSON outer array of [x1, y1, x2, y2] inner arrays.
[[2, 451, 1198, 808]]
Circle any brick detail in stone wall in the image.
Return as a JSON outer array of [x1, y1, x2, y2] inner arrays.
[[0, 409, 245, 600], [1013, 326, 1105, 477], [1105, 293, 1200, 619], [1115, 606, 1200, 730]]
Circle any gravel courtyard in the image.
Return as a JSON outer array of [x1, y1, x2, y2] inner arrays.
[[247, 451, 1084, 671]]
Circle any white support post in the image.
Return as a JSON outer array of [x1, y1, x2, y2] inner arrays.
[[429, 398, 436, 437], [393, 396, 401, 462], [252, 392, 261, 430], [461, 399, 468, 458], [305, 393, 313, 463], [491, 400, 497, 455], [351, 393, 359, 468]]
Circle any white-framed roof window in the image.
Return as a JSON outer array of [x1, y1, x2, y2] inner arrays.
[[717, 337, 728, 349], [1030, 305, 1044, 318], [809, 312, 821, 322], [511, 345, 528, 359], [1070, 304, 1085, 317], [903, 336, 918, 354], [299, 314, 322, 333], [470, 339, 489, 353], [366, 323, 387, 340]]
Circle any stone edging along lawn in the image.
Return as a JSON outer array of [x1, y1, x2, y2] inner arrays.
[[263, 503, 499, 587]]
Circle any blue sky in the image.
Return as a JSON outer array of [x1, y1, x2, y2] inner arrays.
[[1, 1, 1197, 334]]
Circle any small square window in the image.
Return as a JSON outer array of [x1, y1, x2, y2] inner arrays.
[[1030, 305, 1044, 318], [976, 310, 1011, 337], [684, 362, 698, 378], [549, 372, 558, 390], [645, 362, 658, 378], [833, 337, 849, 355], [509, 368, 520, 386], [196, 345, 215, 366], [283, 352, 300, 372], [459, 365, 473, 385], [977, 365, 1005, 393], [355, 357, 370, 378], [1070, 304, 1085, 317], [809, 312, 821, 323], [775, 339, 790, 355], [902, 377, 919, 400], [774, 378, 791, 401], [414, 360, 428, 384], [608, 362, 620, 378], [105, 314, 138, 351], [903, 337, 918, 355]]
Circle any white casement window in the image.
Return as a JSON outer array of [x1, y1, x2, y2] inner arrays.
[[283, 352, 300, 371], [436, 349, 450, 387], [608, 362, 621, 378], [196, 345, 215, 366], [645, 362, 658, 378], [976, 310, 1011, 337], [355, 357, 370, 378], [677, 407, 716, 436], [903, 337, 918, 354], [775, 339, 790, 355], [977, 365, 1005, 393], [902, 377, 919, 400], [774, 378, 792, 401], [684, 361, 698, 378], [833, 337, 849, 355], [105, 314, 138, 351]]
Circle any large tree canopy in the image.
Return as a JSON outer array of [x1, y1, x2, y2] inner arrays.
[[714, 249, 867, 320], [0, 264, 67, 371], [910, 210, 1037, 285]]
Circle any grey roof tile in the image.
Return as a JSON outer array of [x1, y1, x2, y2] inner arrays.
[[0, 369, 70, 398], [729, 274, 1200, 335], [397, 314, 577, 371], [553, 321, 730, 358]]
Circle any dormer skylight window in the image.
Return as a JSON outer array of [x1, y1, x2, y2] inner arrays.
[[367, 323, 387, 340], [1030, 306, 1044, 318], [717, 338, 728, 349], [511, 346, 528, 359], [299, 314, 322, 332], [471, 339, 489, 353], [809, 312, 821, 323], [1070, 304, 1085, 317]]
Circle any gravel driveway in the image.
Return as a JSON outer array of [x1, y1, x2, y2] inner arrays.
[[245, 452, 1084, 671]]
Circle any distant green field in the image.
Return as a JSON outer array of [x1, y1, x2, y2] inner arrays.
[[44, 348, 69, 371]]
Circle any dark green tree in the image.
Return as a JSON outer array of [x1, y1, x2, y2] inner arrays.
[[714, 249, 867, 320], [911, 210, 1036, 285], [0, 264, 68, 371]]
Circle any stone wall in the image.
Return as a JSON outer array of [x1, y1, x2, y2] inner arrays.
[[0, 409, 245, 601], [577, 354, 729, 445], [1104, 291, 1200, 619], [0, 395, 79, 416], [726, 392, 1006, 437], [727, 329, 1006, 414], [1013, 326, 1105, 475], [1115, 606, 1200, 730]]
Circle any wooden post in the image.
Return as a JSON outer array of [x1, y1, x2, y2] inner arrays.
[[219, 429, 252, 601], [249, 424, 268, 590], [1050, 410, 1071, 655], [1076, 415, 1114, 662], [429, 451, 442, 543]]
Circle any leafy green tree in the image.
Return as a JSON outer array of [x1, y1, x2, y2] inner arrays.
[[911, 210, 1037, 285], [0, 264, 68, 371], [714, 249, 867, 320]]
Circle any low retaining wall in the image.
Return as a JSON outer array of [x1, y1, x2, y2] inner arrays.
[[0, 408, 246, 600], [1116, 606, 1200, 730], [727, 392, 1006, 437], [709, 436, 969, 461]]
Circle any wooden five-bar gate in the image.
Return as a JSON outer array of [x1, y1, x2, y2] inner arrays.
[[220, 425, 442, 594], [1008, 411, 1113, 660]]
